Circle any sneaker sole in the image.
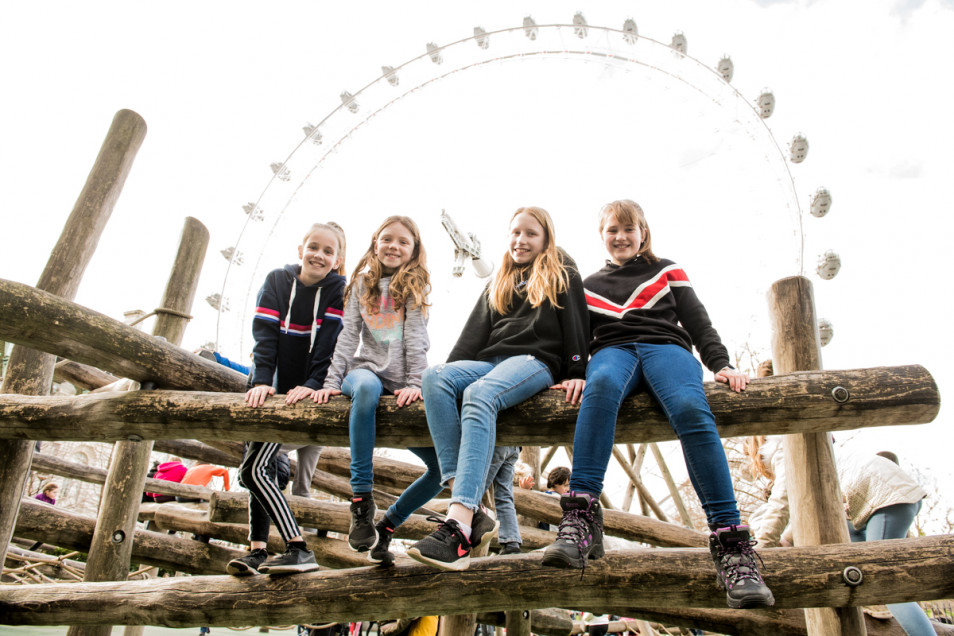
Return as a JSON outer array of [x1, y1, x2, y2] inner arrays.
[[541, 545, 604, 569], [727, 592, 776, 609], [264, 563, 321, 575], [226, 561, 260, 576], [368, 550, 394, 566], [471, 518, 500, 553], [349, 530, 379, 553], [406, 547, 471, 571]]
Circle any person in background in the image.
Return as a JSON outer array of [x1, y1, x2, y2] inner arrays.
[[146, 457, 187, 503], [34, 483, 59, 505], [484, 446, 523, 555]]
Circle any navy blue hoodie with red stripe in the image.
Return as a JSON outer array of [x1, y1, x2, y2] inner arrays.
[[251, 264, 346, 392]]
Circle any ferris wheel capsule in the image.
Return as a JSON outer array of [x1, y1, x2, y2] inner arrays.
[[270, 163, 290, 182], [671, 32, 687, 54], [790, 134, 809, 163], [381, 66, 399, 86], [206, 293, 229, 312], [242, 203, 264, 222], [426, 42, 443, 65], [303, 123, 323, 145], [221, 247, 244, 266], [340, 91, 359, 114], [717, 56, 734, 82], [817, 318, 834, 347], [573, 12, 588, 39], [523, 16, 538, 40], [810, 187, 832, 217], [473, 26, 489, 49], [816, 250, 841, 280], [622, 18, 638, 44], [757, 91, 775, 118]]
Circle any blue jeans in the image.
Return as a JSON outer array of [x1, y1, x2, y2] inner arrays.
[[849, 501, 934, 636], [485, 445, 521, 545], [422, 355, 553, 510], [342, 369, 443, 527], [569, 343, 740, 527]]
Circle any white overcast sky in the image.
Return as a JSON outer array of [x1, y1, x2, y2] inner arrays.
[[3, 0, 953, 523]]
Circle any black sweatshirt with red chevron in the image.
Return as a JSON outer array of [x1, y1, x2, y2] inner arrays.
[[583, 256, 731, 373]]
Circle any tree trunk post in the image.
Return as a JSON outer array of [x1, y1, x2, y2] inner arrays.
[[69, 217, 208, 636], [768, 276, 866, 636], [0, 109, 147, 575]]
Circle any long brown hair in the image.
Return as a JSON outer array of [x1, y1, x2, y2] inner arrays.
[[489, 206, 569, 314], [598, 199, 659, 264], [345, 216, 430, 316]]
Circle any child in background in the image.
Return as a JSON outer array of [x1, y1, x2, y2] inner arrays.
[[34, 483, 59, 505], [229, 222, 346, 577], [409, 206, 589, 571], [146, 457, 187, 503], [485, 446, 523, 554], [545, 466, 571, 495], [313, 216, 440, 564], [543, 199, 773, 609]]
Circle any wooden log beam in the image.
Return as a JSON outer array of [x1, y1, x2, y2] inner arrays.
[[2, 535, 952, 627], [13, 498, 243, 575], [0, 365, 939, 447], [30, 452, 213, 501], [152, 439, 238, 467], [0, 277, 246, 392], [53, 360, 117, 391]]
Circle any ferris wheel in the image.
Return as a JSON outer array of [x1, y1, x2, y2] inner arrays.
[[211, 14, 838, 359]]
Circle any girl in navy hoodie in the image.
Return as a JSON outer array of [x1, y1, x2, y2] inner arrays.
[[227, 222, 345, 577]]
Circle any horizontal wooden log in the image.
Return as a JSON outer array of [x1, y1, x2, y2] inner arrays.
[[30, 452, 213, 501], [152, 439, 238, 467], [2, 535, 952, 627], [53, 360, 117, 391], [13, 498, 243, 575], [0, 365, 938, 447], [0, 278, 246, 392]]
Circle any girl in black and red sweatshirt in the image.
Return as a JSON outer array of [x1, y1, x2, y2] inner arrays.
[[543, 200, 774, 610]]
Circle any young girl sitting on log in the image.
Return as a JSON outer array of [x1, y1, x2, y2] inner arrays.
[[408, 206, 589, 571], [312, 215, 438, 565], [542, 199, 774, 609], [228, 222, 346, 576]]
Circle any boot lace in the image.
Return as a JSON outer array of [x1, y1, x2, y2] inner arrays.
[[555, 508, 599, 578], [719, 537, 766, 588]]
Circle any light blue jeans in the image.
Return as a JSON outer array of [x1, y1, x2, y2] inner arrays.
[[485, 445, 521, 545], [569, 342, 740, 527], [422, 355, 553, 511], [849, 501, 934, 636], [342, 368, 443, 527]]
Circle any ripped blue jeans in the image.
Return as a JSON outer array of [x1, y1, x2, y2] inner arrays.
[[422, 355, 553, 511]]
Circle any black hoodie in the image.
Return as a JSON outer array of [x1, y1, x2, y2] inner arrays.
[[251, 264, 346, 392]]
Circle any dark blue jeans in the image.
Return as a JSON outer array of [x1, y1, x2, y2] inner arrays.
[[569, 342, 740, 527]]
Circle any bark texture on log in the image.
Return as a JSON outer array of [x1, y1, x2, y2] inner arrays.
[[0, 278, 246, 392], [13, 498, 243, 575], [0, 109, 148, 575], [0, 366, 938, 446], [2, 535, 952, 627], [53, 360, 117, 391]]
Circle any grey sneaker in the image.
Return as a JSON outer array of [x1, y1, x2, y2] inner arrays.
[[470, 506, 499, 552], [541, 492, 604, 571], [368, 518, 395, 566], [348, 495, 378, 552], [226, 548, 268, 576], [407, 517, 472, 571], [709, 525, 775, 609], [258, 544, 319, 575]]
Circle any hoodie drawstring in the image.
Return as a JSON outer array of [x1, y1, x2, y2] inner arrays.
[[310, 288, 321, 350], [283, 280, 297, 337]]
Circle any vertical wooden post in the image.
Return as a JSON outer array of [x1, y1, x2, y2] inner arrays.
[[505, 610, 532, 635], [0, 110, 147, 574], [768, 276, 866, 636], [68, 217, 208, 636]]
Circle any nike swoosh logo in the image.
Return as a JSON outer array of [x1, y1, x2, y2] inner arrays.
[[457, 545, 469, 557]]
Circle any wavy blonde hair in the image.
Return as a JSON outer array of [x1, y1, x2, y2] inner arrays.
[[598, 199, 659, 264], [489, 206, 569, 314], [745, 435, 775, 481], [345, 216, 430, 316], [302, 222, 347, 276]]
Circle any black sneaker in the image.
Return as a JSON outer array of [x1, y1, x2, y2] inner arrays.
[[258, 544, 319, 575], [709, 524, 775, 609], [406, 516, 472, 571], [226, 548, 268, 576], [499, 542, 522, 555], [541, 492, 605, 571], [368, 518, 395, 566], [470, 506, 499, 552], [349, 495, 378, 552]]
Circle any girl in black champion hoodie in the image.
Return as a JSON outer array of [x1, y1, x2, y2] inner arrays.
[[227, 222, 345, 578]]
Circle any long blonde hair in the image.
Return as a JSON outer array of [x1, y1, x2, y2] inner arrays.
[[598, 199, 659, 264], [345, 216, 430, 316], [489, 206, 569, 314], [745, 436, 775, 481]]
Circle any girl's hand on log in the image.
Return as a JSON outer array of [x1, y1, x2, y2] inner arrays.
[[312, 388, 341, 404], [245, 384, 275, 408], [394, 387, 422, 407], [518, 474, 536, 490], [550, 379, 585, 405], [285, 386, 316, 404], [715, 367, 748, 392]]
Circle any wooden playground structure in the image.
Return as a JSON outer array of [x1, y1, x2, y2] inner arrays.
[[0, 110, 950, 636]]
